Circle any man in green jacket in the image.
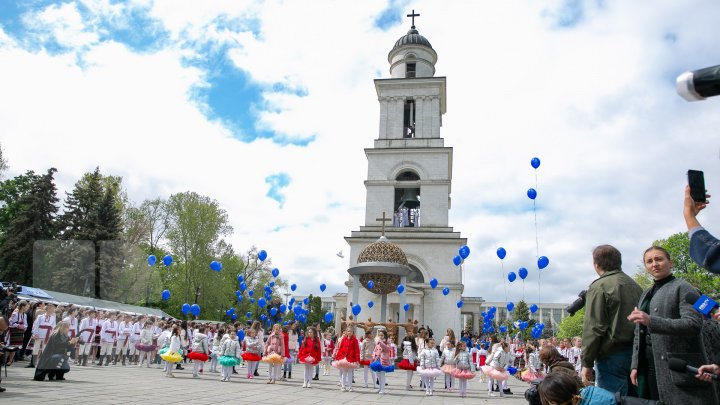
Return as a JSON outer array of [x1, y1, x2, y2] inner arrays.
[[581, 245, 642, 395]]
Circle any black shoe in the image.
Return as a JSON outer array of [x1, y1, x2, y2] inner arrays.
[[312, 375, 319, 381], [176, 364, 184, 370], [25, 363, 35, 368], [254, 370, 259, 376], [503, 388, 513, 395], [0, 387, 6, 392], [492, 384, 499, 392], [232, 370, 238, 374]]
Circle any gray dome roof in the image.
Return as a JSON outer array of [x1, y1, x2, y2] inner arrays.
[[391, 28, 433, 52]]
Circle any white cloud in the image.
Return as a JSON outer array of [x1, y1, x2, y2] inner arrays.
[[2, 0, 720, 307]]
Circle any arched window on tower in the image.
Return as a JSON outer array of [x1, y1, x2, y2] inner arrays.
[[407, 264, 425, 283], [403, 99, 415, 138], [394, 171, 420, 228]]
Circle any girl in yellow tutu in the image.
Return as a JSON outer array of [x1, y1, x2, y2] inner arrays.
[[262, 323, 286, 384], [160, 326, 182, 377]]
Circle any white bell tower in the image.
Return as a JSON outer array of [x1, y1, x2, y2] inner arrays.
[[343, 11, 466, 336]]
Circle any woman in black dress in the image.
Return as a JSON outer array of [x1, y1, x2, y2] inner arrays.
[[34, 321, 78, 381]]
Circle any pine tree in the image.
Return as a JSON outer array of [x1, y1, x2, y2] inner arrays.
[[0, 168, 59, 284]]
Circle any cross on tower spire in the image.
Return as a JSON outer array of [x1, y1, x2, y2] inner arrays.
[[406, 9, 420, 29], [376, 211, 391, 236]]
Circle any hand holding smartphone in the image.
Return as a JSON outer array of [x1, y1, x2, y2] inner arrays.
[[687, 170, 707, 203]]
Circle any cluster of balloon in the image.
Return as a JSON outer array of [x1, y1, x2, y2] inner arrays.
[[429, 278, 438, 289], [352, 304, 362, 316], [452, 245, 471, 267], [531, 322, 545, 339], [324, 312, 333, 323], [210, 261, 222, 272], [272, 268, 279, 277], [190, 304, 200, 317], [258, 250, 268, 261], [320, 283, 326, 292], [368, 300, 374, 308], [161, 289, 170, 301]]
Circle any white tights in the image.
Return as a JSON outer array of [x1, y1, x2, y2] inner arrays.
[[222, 365, 232, 380], [363, 365, 376, 387], [304, 364, 314, 385], [458, 378, 468, 394], [269, 364, 281, 381], [406, 370, 414, 387], [377, 371, 386, 394], [247, 361, 257, 376], [445, 373, 454, 389], [339, 369, 353, 388], [422, 375, 435, 392]]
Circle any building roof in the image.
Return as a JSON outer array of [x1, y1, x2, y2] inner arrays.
[[357, 236, 408, 265], [391, 28, 433, 52]]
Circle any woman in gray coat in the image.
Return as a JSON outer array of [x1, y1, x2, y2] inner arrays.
[[628, 246, 718, 404]]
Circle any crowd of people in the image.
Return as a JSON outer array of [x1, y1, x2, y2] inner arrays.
[[1, 186, 719, 403]]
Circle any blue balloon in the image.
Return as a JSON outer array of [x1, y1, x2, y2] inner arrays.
[[488, 326, 495, 333], [289, 297, 295, 306], [459, 245, 470, 259], [508, 366, 518, 375], [231, 314, 237, 321], [499, 325, 507, 333], [531, 157, 541, 169], [237, 329, 245, 341], [257, 297, 266, 308], [320, 283, 326, 292], [181, 303, 190, 314], [429, 278, 438, 289], [226, 309, 233, 316], [352, 304, 361, 316], [489, 306, 497, 313], [258, 250, 267, 261], [248, 290, 254, 297], [367, 280, 375, 289], [527, 188, 537, 200], [456, 300, 464, 308], [237, 295, 243, 302], [161, 289, 170, 301], [397, 284, 405, 294], [279, 304, 287, 313], [163, 255, 173, 266], [237, 274, 243, 282], [209, 261, 220, 271], [269, 281, 275, 287], [291, 284, 297, 291], [453, 255, 462, 266], [303, 297, 309, 305], [239, 282, 247, 292], [148, 255, 157, 266], [442, 287, 450, 296], [538, 256, 550, 269], [324, 312, 333, 323], [246, 311, 252, 319], [272, 268, 279, 277], [270, 307, 278, 316], [518, 267, 529, 280], [508, 272, 517, 282], [519, 321, 528, 331], [530, 304, 538, 313], [506, 302, 515, 312], [496, 247, 507, 260], [403, 303, 410, 311], [249, 298, 254, 303], [260, 314, 267, 321], [368, 300, 374, 308], [190, 304, 200, 317], [293, 305, 302, 315]]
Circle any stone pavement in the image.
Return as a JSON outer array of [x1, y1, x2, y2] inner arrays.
[[1, 361, 531, 404]]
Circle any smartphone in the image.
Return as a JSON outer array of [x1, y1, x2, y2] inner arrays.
[[687, 170, 707, 202]]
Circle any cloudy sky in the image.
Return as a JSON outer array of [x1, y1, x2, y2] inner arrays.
[[1, 0, 719, 306]]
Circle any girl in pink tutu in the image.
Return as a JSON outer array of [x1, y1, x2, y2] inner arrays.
[[440, 340, 456, 392], [522, 344, 544, 382], [262, 323, 286, 384], [417, 337, 443, 396], [397, 335, 418, 390], [452, 341, 476, 397], [298, 326, 321, 388], [332, 326, 360, 391], [481, 341, 513, 397]]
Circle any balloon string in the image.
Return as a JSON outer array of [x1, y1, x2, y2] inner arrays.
[[502, 261, 507, 303]]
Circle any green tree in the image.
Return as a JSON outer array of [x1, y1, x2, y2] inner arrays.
[[0, 142, 7, 179], [650, 232, 720, 297], [0, 168, 59, 284], [557, 308, 585, 339], [0, 170, 43, 247]]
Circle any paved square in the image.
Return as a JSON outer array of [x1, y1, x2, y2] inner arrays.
[[2, 361, 531, 404]]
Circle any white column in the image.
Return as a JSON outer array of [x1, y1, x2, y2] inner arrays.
[[422, 95, 432, 138], [414, 96, 425, 138], [378, 97, 389, 139], [380, 293, 388, 323], [394, 97, 405, 139], [430, 96, 441, 138]]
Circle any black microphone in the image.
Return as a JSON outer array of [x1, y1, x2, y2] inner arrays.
[[676, 64, 720, 101], [668, 357, 719, 381]]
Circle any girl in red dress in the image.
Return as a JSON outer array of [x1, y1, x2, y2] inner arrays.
[[297, 326, 321, 388], [332, 326, 360, 391]]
